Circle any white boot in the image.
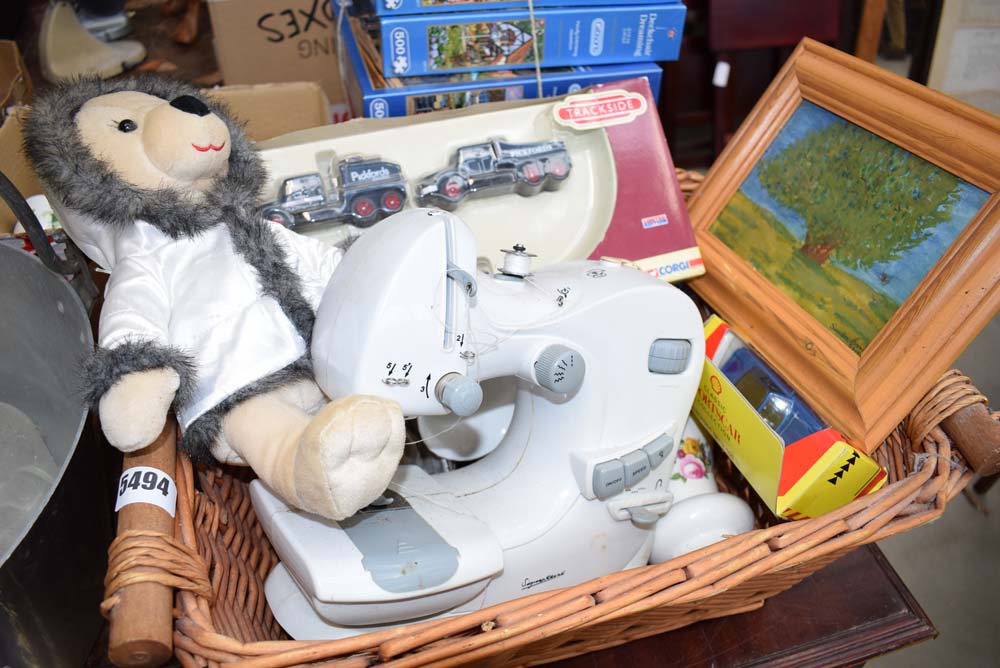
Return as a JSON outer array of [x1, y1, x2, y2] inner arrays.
[[78, 8, 134, 42], [40, 1, 146, 83]]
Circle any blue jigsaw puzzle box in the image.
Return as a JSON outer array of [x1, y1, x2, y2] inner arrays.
[[357, 0, 681, 17], [343, 17, 662, 118], [366, 4, 685, 77]]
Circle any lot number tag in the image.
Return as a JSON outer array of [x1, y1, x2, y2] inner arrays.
[[115, 466, 177, 517]]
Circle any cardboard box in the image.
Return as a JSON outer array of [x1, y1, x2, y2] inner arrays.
[[1, 40, 32, 125], [691, 316, 887, 519], [207, 82, 330, 140], [258, 77, 703, 280], [0, 82, 330, 235], [358, 0, 681, 17], [369, 4, 685, 77], [344, 16, 662, 117], [0, 109, 42, 236], [206, 0, 350, 121]]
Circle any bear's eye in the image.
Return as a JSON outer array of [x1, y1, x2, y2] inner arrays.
[[117, 119, 138, 133]]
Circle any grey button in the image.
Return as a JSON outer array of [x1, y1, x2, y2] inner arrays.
[[534, 344, 586, 394], [436, 373, 483, 417], [642, 434, 674, 469], [592, 460, 625, 500], [626, 506, 660, 527], [621, 450, 651, 487], [648, 339, 692, 374]]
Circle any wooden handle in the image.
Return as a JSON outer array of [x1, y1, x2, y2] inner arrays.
[[108, 417, 177, 667], [942, 403, 1000, 477]]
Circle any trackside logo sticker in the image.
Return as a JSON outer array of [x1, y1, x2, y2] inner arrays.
[[552, 89, 647, 129]]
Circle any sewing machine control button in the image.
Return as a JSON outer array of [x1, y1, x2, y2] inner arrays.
[[621, 450, 651, 487], [642, 434, 674, 469], [648, 339, 692, 374], [592, 460, 625, 500], [435, 373, 483, 417], [624, 506, 660, 528], [534, 344, 586, 394]]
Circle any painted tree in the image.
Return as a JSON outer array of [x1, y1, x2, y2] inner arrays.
[[757, 120, 962, 267]]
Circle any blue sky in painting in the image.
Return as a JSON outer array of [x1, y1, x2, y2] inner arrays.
[[737, 100, 989, 304]]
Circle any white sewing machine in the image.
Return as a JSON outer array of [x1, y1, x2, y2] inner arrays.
[[251, 209, 740, 639]]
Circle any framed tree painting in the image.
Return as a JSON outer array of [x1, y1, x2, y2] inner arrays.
[[688, 38, 1000, 453]]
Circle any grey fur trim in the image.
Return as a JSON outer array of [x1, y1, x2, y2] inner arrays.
[[81, 339, 197, 409], [226, 218, 316, 342], [23, 75, 266, 239], [27, 75, 320, 453], [180, 358, 314, 465]]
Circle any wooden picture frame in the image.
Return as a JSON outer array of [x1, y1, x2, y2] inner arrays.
[[688, 38, 1000, 453]]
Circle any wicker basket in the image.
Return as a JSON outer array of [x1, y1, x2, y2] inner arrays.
[[102, 169, 991, 668]]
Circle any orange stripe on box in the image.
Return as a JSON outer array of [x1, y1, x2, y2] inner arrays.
[[856, 468, 888, 498], [705, 320, 729, 360], [777, 429, 842, 496]]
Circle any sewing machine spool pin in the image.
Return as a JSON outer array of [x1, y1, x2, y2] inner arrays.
[[499, 243, 536, 278]]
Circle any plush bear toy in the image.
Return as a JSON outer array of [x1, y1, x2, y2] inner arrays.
[[24, 76, 405, 520]]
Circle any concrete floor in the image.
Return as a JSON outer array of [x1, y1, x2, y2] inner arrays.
[[868, 314, 1000, 668], [874, 486, 1000, 668]]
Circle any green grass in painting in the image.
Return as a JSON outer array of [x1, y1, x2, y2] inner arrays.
[[712, 191, 899, 354]]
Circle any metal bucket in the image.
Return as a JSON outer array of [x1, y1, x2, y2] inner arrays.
[[0, 243, 115, 668]]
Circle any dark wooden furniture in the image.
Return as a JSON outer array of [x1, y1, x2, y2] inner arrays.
[[707, 0, 841, 156], [548, 544, 934, 668]]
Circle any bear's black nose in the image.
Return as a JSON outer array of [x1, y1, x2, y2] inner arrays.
[[170, 95, 211, 117]]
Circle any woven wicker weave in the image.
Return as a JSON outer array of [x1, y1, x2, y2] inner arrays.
[[102, 364, 986, 668], [101, 169, 992, 668]]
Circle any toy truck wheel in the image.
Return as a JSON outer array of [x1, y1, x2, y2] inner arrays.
[[519, 160, 544, 185], [381, 190, 404, 213], [352, 197, 376, 222], [440, 175, 466, 201], [262, 206, 295, 228], [546, 156, 570, 180], [515, 160, 546, 197], [517, 160, 545, 197]]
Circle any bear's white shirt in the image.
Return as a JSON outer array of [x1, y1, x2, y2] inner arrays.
[[56, 199, 342, 430]]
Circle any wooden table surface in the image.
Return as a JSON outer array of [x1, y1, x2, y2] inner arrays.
[[547, 544, 934, 668]]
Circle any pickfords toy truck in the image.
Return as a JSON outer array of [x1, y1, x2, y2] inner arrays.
[[263, 156, 408, 229], [416, 138, 571, 210]]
